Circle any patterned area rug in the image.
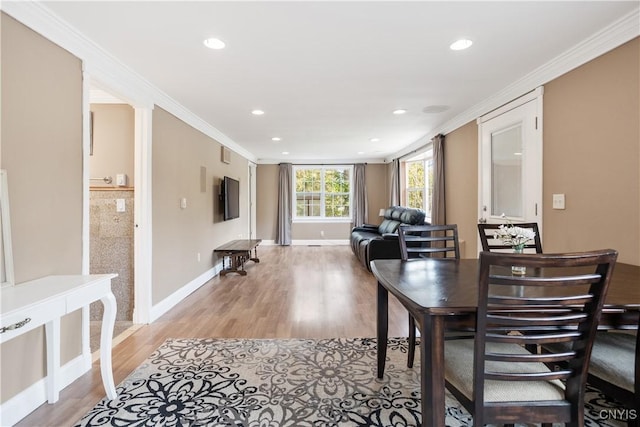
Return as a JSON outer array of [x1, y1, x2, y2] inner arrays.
[[75, 337, 626, 426]]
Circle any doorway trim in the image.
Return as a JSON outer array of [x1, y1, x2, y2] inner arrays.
[[476, 87, 544, 252], [132, 106, 153, 324], [82, 71, 154, 332], [248, 162, 257, 239]]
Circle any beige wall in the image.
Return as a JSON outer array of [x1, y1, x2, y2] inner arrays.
[[89, 103, 135, 186], [443, 37, 639, 265], [364, 163, 389, 226], [152, 107, 249, 304], [542, 38, 639, 264], [256, 163, 389, 241], [1, 13, 84, 402], [256, 164, 278, 240], [444, 121, 479, 258]]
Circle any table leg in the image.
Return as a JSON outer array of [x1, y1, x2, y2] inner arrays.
[[249, 246, 260, 263], [100, 292, 118, 400], [377, 281, 388, 378], [420, 313, 445, 426], [44, 318, 60, 403]]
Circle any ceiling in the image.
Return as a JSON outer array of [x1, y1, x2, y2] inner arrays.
[[39, 1, 639, 163]]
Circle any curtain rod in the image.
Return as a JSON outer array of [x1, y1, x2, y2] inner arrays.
[[394, 133, 443, 162], [281, 163, 367, 166]]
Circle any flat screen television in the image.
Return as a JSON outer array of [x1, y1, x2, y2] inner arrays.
[[222, 176, 240, 221]]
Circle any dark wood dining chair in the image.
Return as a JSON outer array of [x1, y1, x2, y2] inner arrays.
[[444, 249, 618, 427], [544, 310, 639, 427], [477, 222, 543, 253], [398, 223, 460, 261], [588, 326, 639, 427], [398, 224, 461, 368], [478, 222, 543, 355]]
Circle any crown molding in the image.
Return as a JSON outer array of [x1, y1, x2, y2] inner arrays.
[[387, 7, 640, 162], [1, 1, 257, 163], [257, 157, 388, 165], [3, 2, 635, 166]]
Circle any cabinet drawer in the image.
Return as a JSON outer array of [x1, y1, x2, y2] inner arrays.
[[0, 298, 66, 343]]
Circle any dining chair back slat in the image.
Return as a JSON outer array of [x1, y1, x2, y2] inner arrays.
[[398, 224, 460, 261]]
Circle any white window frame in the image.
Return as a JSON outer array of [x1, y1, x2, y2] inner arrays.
[[401, 146, 433, 223], [292, 165, 353, 223]]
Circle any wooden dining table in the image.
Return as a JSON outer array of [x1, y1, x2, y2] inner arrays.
[[371, 258, 640, 427]]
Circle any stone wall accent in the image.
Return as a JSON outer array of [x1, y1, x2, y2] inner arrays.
[[90, 189, 134, 320]]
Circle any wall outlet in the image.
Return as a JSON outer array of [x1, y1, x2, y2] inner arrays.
[[116, 173, 128, 186], [320, 230, 325, 237], [180, 198, 187, 209], [197, 252, 201, 262], [116, 199, 125, 212]]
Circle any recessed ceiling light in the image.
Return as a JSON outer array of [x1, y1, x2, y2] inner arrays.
[[370, 138, 380, 142], [393, 109, 407, 115], [282, 151, 289, 155], [358, 151, 365, 155], [450, 39, 473, 51], [513, 152, 523, 156], [251, 109, 265, 116], [271, 137, 281, 142], [203, 38, 226, 50]]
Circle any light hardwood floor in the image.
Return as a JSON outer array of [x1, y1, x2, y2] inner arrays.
[[16, 245, 410, 426]]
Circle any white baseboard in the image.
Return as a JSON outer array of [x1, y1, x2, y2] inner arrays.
[[149, 264, 222, 322], [0, 354, 88, 426], [293, 239, 349, 246], [260, 239, 349, 246]]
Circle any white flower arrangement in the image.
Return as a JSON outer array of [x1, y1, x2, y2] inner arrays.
[[494, 214, 536, 250]]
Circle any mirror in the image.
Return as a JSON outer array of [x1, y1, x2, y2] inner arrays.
[[1, 169, 15, 287]]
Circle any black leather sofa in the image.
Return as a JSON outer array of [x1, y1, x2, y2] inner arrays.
[[350, 206, 426, 271]]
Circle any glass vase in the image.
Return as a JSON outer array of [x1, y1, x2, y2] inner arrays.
[[511, 246, 526, 276]]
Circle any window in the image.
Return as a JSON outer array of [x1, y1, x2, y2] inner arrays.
[[293, 165, 352, 221], [402, 148, 433, 221]]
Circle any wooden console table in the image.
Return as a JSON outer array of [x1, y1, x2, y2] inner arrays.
[[214, 239, 261, 276], [0, 274, 118, 403]]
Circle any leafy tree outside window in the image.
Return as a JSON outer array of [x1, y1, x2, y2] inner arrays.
[[406, 161, 425, 209], [293, 166, 352, 220], [403, 148, 433, 221]]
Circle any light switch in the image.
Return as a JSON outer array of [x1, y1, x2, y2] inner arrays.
[[180, 198, 187, 209], [116, 199, 126, 212], [552, 194, 565, 210]]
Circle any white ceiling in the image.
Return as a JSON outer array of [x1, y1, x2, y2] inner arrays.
[[39, 1, 639, 163]]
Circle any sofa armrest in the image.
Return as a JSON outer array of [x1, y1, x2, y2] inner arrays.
[[367, 238, 402, 271], [352, 224, 379, 233], [381, 233, 399, 240]]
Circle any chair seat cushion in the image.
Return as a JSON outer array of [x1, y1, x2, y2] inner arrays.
[[445, 340, 565, 403], [547, 331, 635, 393], [590, 332, 636, 392]]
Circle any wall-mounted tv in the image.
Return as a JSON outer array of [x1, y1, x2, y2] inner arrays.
[[222, 176, 240, 221]]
